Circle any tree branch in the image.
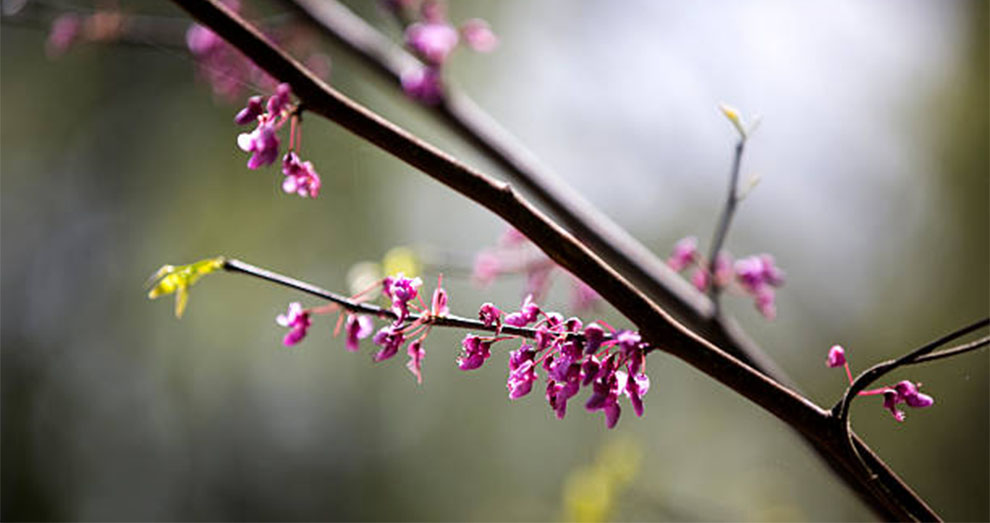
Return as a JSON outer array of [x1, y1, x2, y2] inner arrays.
[[224, 257, 580, 340], [705, 139, 744, 309], [166, 1, 939, 519]]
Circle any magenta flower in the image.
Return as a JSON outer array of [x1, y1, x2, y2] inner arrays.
[[691, 267, 710, 291], [504, 294, 541, 327], [186, 23, 221, 57], [237, 116, 280, 169], [405, 22, 459, 64], [667, 236, 698, 272], [281, 152, 322, 198], [623, 371, 650, 417], [406, 339, 426, 384], [266, 83, 292, 114], [585, 373, 622, 429], [401, 66, 444, 104], [457, 334, 492, 370], [345, 314, 374, 352], [582, 323, 606, 355], [478, 302, 502, 331], [713, 252, 734, 288], [47, 14, 82, 58], [735, 254, 785, 291], [276, 302, 311, 346], [383, 273, 423, 322], [507, 346, 537, 399], [753, 287, 775, 320], [826, 345, 846, 368], [460, 19, 498, 52], [880, 381, 934, 422], [234, 95, 265, 125], [430, 285, 449, 317], [372, 325, 406, 362]]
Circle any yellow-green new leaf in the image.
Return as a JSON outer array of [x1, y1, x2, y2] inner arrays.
[[147, 256, 225, 318]]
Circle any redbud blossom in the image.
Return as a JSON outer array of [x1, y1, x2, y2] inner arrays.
[[372, 325, 406, 362], [457, 334, 492, 370], [276, 302, 311, 346], [667, 236, 698, 272], [47, 15, 82, 58], [401, 66, 444, 104], [234, 96, 264, 125], [460, 19, 498, 52], [406, 339, 426, 384], [405, 22, 459, 64], [478, 302, 502, 331], [281, 152, 322, 198], [345, 314, 373, 352], [826, 345, 846, 368], [237, 117, 280, 169]]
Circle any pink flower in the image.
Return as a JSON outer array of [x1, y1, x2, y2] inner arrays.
[[186, 23, 221, 56], [406, 339, 426, 383], [345, 314, 373, 352], [47, 15, 82, 58], [583, 323, 605, 355], [504, 294, 541, 327], [881, 381, 934, 422], [826, 345, 846, 368], [713, 252, 734, 288], [691, 267, 710, 291], [405, 22, 459, 64], [623, 371, 650, 417], [401, 66, 444, 104], [372, 325, 406, 362], [507, 346, 537, 399], [382, 273, 422, 322], [276, 302, 311, 346], [431, 285, 449, 317], [668, 236, 699, 272], [478, 302, 502, 331], [266, 83, 292, 115], [457, 334, 492, 370], [460, 19, 498, 52], [755, 287, 776, 320], [237, 116, 280, 169], [234, 95, 265, 125], [281, 152, 322, 198]]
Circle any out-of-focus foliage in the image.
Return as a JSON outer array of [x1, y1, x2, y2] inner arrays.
[[2, 0, 986, 520]]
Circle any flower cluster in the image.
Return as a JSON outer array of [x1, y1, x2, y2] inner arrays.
[[267, 262, 649, 427], [826, 344, 935, 422], [275, 272, 448, 384], [459, 295, 651, 429], [384, 0, 498, 104], [666, 235, 784, 319], [473, 227, 601, 313], [234, 84, 322, 198]]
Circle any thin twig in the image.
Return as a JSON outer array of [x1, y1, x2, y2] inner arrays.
[[912, 335, 990, 364], [705, 140, 744, 310], [166, 2, 938, 519], [224, 257, 583, 340]]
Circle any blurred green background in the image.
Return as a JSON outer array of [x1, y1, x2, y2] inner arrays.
[[2, 0, 987, 520]]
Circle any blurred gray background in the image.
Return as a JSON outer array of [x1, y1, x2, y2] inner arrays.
[[2, 0, 987, 520]]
